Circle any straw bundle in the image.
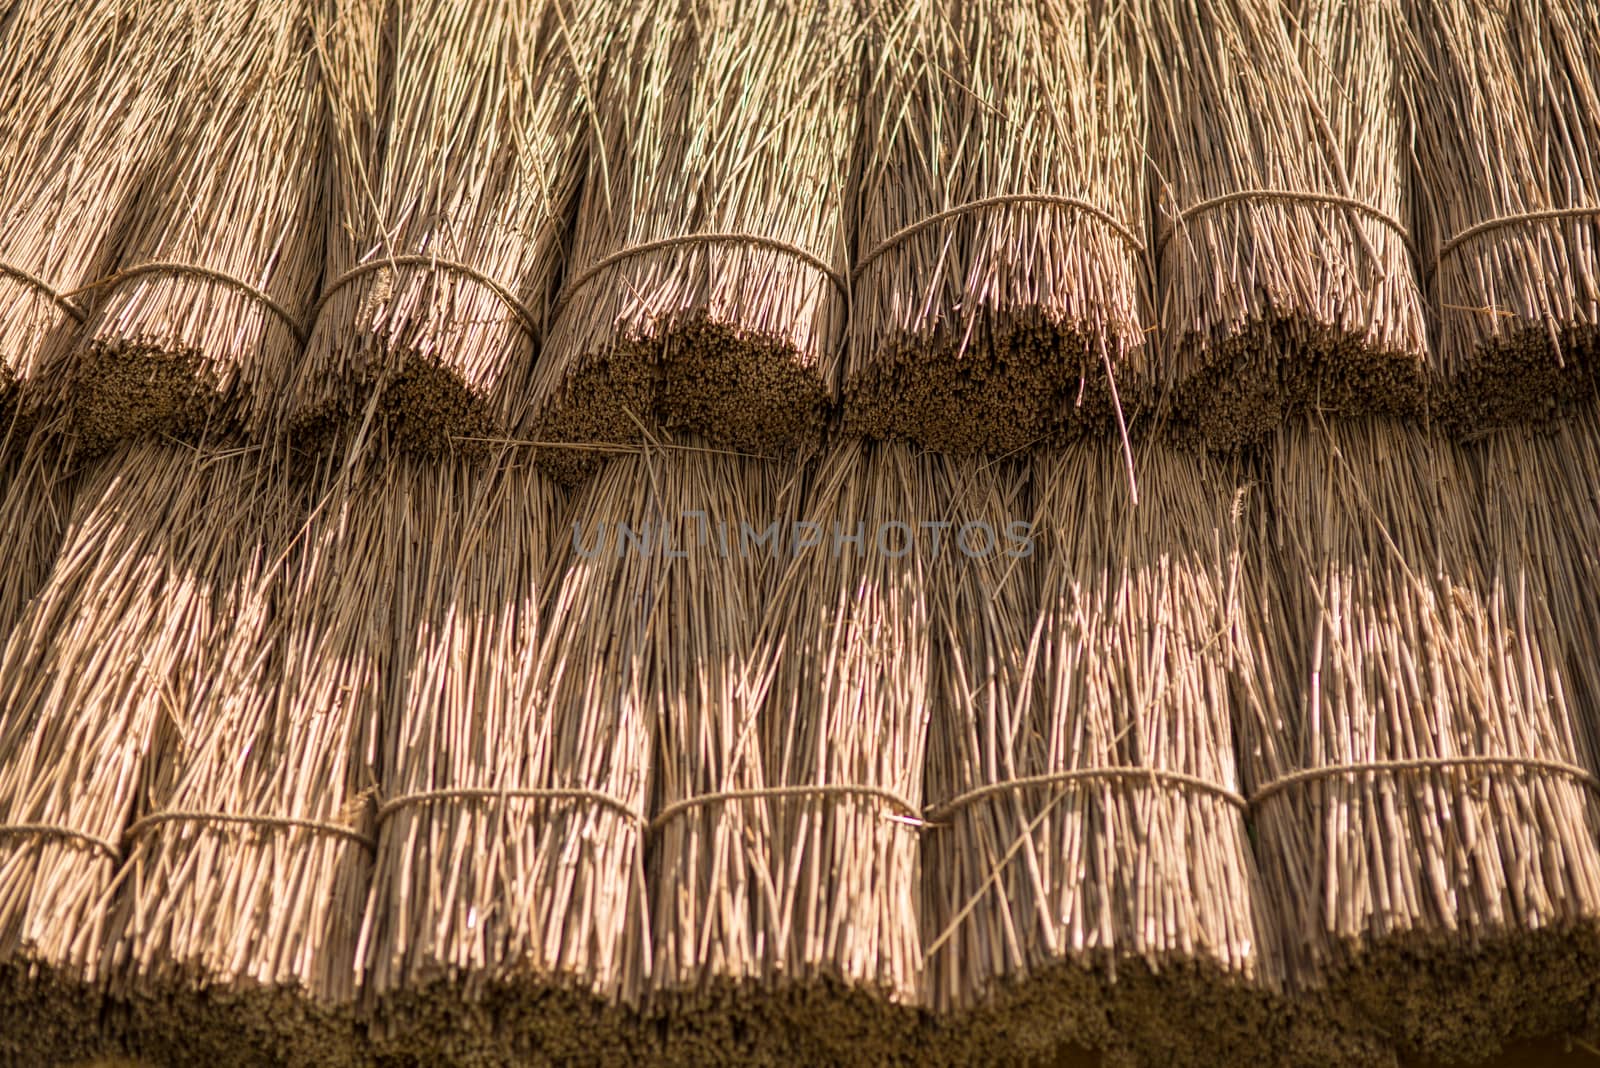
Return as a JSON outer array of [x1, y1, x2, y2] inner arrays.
[[61, 0, 325, 453], [1404, 0, 1600, 429], [527, 0, 861, 484], [1237, 417, 1600, 1062], [1147, 0, 1428, 449], [846, 0, 1150, 454], [0, 0, 193, 413], [104, 454, 397, 1068], [923, 444, 1295, 1068], [0, 422, 79, 644], [354, 453, 569, 1066], [0, 443, 284, 1066], [285, 0, 609, 456], [717, 440, 931, 1064]]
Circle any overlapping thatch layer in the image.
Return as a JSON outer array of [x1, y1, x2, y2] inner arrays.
[[1406, 0, 1600, 430], [846, 0, 1149, 454], [1237, 417, 1600, 1063], [286, 0, 607, 455], [1148, 0, 1427, 449], [0, 421, 78, 645], [924, 445, 1387, 1068], [60, 0, 325, 453], [528, 0, 860, 484], [0, 0, 193, 419], [0, 443, 285, 1066], [105, 452, 393, 1068]]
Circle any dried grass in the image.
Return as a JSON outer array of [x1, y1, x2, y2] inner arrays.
[[1403, 0, 1600, 430], [1236, 417, 1600, 1062], [527, 0, 861, 484], [59, 0, 325, 453], [0, 442, 286, 1065], [0, 419, 79, 645], [0, 0, 195, 412], [846, 0, 1150, 454], [284, 0, 608, 455], [1147, 0, 1428, 449]]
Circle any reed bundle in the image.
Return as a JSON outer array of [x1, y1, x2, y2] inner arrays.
[[0, 0, 194, 414], [923, 444, 1301, 1068], [1404, 0, 1600, 430], [0, 421, 79, 644], [62, 0, 325, 454], [527, 0, 861, 484], [710, 440, 931, 1064], [847, 0, 1150, 454], [105, 454, 396, 1068], [1147, 0, 1428, 449], [0, 442, 284, 1065], [286, 0, 608, 456], [1236, 417, 1600, 1062], [354, 452, 569, 1066]]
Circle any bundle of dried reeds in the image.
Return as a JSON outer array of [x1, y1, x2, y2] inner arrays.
[[284, 0, 608, 456], [696, 440, 931, 1064], [1147, 0, 1428, 449], [527, 0, 861, 484], [58, 0, 325, 453], [847, 0, 1150, 454], [1237, 417, 1600, 1062], [0, 0, 194, 416], [105, 452, 396, 1068], [1403, 0, 1600, 429], [0, 442, 285, 1065], [0, 420, 79, 644], [354, 452, 570, 1066], [923, 444, 1299, 1068]]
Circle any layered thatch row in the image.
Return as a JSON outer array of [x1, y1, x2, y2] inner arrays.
[[526, 0, 861, 483], [844, 0, 1150, 454], [1405, 0, 1600, 430], [0, 0, 194, 421], [288, 0, 607, 456], [58, 0, 326, 453], [0, 420, 79, 645], [1236, 417, 1600, 1063], [0, 442, 288, 1066], [1147, 0, 1429, 450]]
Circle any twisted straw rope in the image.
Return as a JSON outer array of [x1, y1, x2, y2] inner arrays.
[[307, 254, 544, 339], [0, 262, 89, 322], [63, 262, 308, 344], [1246, 754, 1600, 810], [647, 783, 926, 831], [375, 786, 646, 828], [1161, 187, 1418, 263], [123, 809, 377, 851], [852, 192, 1146, 281]]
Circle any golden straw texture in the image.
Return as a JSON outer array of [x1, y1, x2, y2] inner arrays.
[[1403, 0, 1600, 429], [0, 443, 285, 1065], [355, 452, 569, 1065], [285, 0, 609, 454], [1237, 417, 1600, 1062], [527, 0, 861, 483], [62, 0, 325, 453], [0, 420, 79, 644], [848, 0, 1151, 453], [1147, 0, 1428, 449]]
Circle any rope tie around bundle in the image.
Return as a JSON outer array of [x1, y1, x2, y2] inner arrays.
[[62, 262, 308, 345], [1246, 754, 1600, 810], [374, 786, 647, 829], [923, 766, 1249, 826], [553, 231, 849, 314], [1160, 187, 1418, 264], [308, 254, 544, 340], [122, 809, 378, 852], [0, 262, 89, 322], [0, 822, 121, 862], [852, 192, 1146, 281], [648, 783, 927, 833], [1429, 205, 1600, 290]]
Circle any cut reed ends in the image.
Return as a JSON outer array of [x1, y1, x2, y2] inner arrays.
[[105, 453, 392, 1068], [284, 0, 606, 457], [59, 0, 324, 454], [1404, 0, 1600, 430], [526, 0, 860, 485], [1147, 0, 1428, 450], [0, 0, 191, 412], [0, 443, 283, 1066], [846, 0, 1150, 454], [355, 453, 573, 1067], [1237, 417, 1600, 1062]]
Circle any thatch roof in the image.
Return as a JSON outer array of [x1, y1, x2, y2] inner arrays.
[[3, 0, 1600, 1065]]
